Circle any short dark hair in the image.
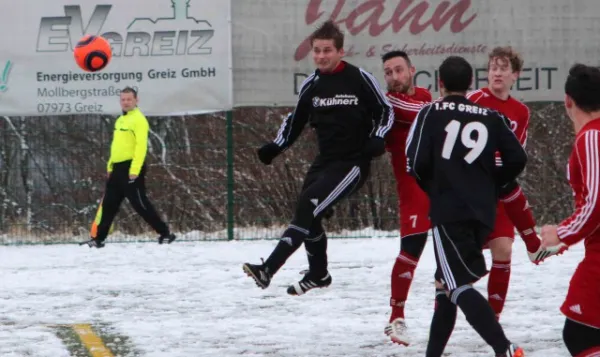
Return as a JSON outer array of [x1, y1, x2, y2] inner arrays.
[[439, 56, 473, 93], [309, 20, 344, 50], [381, 50, 411, 65], [565, 64, 600, 113], [121, 86, 137, 98]]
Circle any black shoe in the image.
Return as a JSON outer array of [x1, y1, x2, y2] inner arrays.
[[287, 271, 332, 296], [80, 238, 105, 248], [158, 233, 176, 244], [243, 260, 272, 289]]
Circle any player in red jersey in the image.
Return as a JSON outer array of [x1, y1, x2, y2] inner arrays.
[[541, 64, 600, 357], [467, 46, 561, 320], [381, 50, 433, 346]]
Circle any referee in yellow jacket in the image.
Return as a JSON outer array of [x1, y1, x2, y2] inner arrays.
[[85, 87, 175, 248]]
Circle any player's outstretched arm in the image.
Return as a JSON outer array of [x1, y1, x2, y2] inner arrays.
[[557, 131, 600, 246], [257, 75, 314, 165], [495, 113, 527, 187]]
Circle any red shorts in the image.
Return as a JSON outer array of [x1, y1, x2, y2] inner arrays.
[[390, 152, 430, 238], [561, 255, 600, 329], [485, 202, 515, 245]]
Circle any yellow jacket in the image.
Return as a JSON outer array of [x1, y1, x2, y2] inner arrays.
[[107, 108, 149, 175]]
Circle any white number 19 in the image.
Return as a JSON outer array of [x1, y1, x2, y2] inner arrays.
[[441, 120, 488, 164]]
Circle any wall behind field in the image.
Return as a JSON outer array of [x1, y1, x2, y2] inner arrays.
[[0, 102, 572, 244]]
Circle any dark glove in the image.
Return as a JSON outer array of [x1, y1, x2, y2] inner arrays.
[[257, 142, 282, 165], [498, 179, 519, 198], [362, 137, 386, 159]]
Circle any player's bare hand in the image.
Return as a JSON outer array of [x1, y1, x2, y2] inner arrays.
[[129, 174, 138, 183], [540, 225, 560, 248]]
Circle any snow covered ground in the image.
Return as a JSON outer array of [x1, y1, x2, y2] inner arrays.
[[0, 235, 580, 356]]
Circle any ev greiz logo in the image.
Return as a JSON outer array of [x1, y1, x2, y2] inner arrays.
[[36, 0, 214, 56]]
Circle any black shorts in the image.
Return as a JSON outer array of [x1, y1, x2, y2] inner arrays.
[[432, 220, 490, 291], [297, 160, 369, 219], [563, 318, 600, 356]]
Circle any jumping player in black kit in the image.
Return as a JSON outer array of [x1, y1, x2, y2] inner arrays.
[[405, 56, 526, 357], [242, 20, 394, 296]]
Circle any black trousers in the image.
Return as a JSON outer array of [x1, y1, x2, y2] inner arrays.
[[563, 318, 600, 356], [294, 160, 369, 227], [95, 161, 169, 241], [294, 160, 369, 275], [432, 220, 489, 292]]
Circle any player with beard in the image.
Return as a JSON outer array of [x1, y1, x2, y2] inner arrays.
[[381, 51, 434, 346]]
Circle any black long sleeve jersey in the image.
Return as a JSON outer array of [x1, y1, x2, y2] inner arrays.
[[405, 95, 527, 229], [273, 61, 394, 162]]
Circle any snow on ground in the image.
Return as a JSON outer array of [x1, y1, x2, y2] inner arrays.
[[0, 235, 580, 356]]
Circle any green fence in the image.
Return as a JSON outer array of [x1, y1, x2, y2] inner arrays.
[[0, 102, 573, 245]]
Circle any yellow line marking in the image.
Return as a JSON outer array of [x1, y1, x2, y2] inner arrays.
[[71, 324, 115, 357]]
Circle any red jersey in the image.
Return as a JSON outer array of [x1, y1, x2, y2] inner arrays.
[[385, 87, 433, 238], [558, 119, 600, 329], [557, 119, 600, 249], [467, 88, 530, 166], [385, 86, 432, 153]]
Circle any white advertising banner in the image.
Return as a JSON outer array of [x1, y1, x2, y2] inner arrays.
[[232, 0, 600, 106], [0, 0, 232, 116]]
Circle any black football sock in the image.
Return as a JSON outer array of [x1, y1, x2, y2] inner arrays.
[[263, 225, 308, 275], [426, 289, 457, 357], [452, 286, 510, 355]]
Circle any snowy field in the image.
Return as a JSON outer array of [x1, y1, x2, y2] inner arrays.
[[0, 234, 580, 356]]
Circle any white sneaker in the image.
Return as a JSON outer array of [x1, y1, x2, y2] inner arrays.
[[528, 243, 568, 264], [384, 317, 410, 346]]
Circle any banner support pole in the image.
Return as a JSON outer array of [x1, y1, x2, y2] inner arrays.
[[226, 110, 234, 241]]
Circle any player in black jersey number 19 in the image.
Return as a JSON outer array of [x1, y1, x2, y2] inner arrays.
[[405, 56, 526, 357]]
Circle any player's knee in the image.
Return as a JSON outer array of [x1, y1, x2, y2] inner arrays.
[[400, 232, 427, 258], [280, 224, 310, 249], [292, 195, 317, 228], [434, 280, 446, 292], [434, 280, 455, 301], [434, 286, 457, 317], [490, 238, 513, 260], [308, 222, 325, 239], [127, 196, 145, 212], [448, 284, 473, 305]]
